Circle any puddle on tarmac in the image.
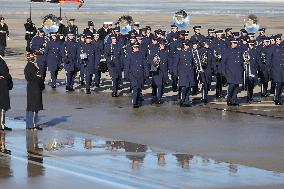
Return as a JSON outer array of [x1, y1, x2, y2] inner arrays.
[[1, 118, 284, 189]]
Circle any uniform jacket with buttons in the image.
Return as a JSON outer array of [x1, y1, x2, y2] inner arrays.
[[60, 39, 78, 71], [221, 47, 244, 84], [125, 51, 149, 88], [44, 39, 62, 72], [104, 42, 122, 79], [267, 44, 284, 82], [175, 48, 195, 87]]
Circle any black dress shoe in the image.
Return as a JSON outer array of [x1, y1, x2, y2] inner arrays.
[[66, 86, 70, 91], [112, 92, 118, 97], [247, 97, 254, 103], [51, 85, 56, 89], [274, 100, 283, 105], [1, 126, 12, 131], [69, 87, 75, 92], [155, 99, 163, 104], [227, 102, 233, 106], [133, 104, 140, 108], [202, 99, 208, 105], [26, 127, 35, 131], [95, 83, 100, 87], [35, 126, 43, 131], [216, 94, 222, 99], [86, 89, 91, 94], [232, 103, 240, 106], [180, 103, 192, 107], [262, 93, 270, 97]]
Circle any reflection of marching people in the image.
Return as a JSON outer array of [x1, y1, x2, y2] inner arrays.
[[26, 130, 44, 177], [123, 141, 147, 169], [0, 132, 12, 179]]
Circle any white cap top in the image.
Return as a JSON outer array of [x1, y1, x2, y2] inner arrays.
[[104, 22, 113, 25]]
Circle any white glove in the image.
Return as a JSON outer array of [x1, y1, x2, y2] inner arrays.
[[249, 73, 255, 78]]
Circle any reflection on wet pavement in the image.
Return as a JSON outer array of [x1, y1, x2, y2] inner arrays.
[[1, 119, 284, 189]]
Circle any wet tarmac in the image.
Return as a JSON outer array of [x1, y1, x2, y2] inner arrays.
[[1, 118, 284, 189]]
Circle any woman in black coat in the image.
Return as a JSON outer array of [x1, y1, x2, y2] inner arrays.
[[0, 55, 13, 131], [24, 52, 45, 130]]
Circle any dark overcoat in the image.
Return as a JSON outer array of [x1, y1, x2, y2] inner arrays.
[[0, 57, 13, 110], [24, 61, 45, 112]]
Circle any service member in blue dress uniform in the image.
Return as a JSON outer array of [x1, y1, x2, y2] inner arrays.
[[244, 40, 258, 103], [83, 21, 96, 36], [210, 30, 227, 99], [44, 32, 61, 89], [166, 24, 179, 43], [207, 29, 215, 42], [97, 22, 112, 41], [257, 37, 271, 97], [24, 52, 45, 130], [61, 31, 78, 92], [30, 28, 49, 82], [238, 36, 249, 53], [77, 34, 100, 94], [168, 33, 180, 92], [147, 35, 160, 96], [269, 35, 277, 94], [125, 43, 149, 108], [175, 40, 195, 107], [0, 54, 13, 131], [190, 26, 205, 43], [122, 36, 136, 83], [149, 39, 169, 104], [256, 28, 266, 46], [267, 34, 284, 105], [222, 38, 244, 106], [197, 40, 214, 104], [76, 34, 86, 86], [104, 34, 122, 97], [93, 32, 104, 87], [65, 19, 78, 39]]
